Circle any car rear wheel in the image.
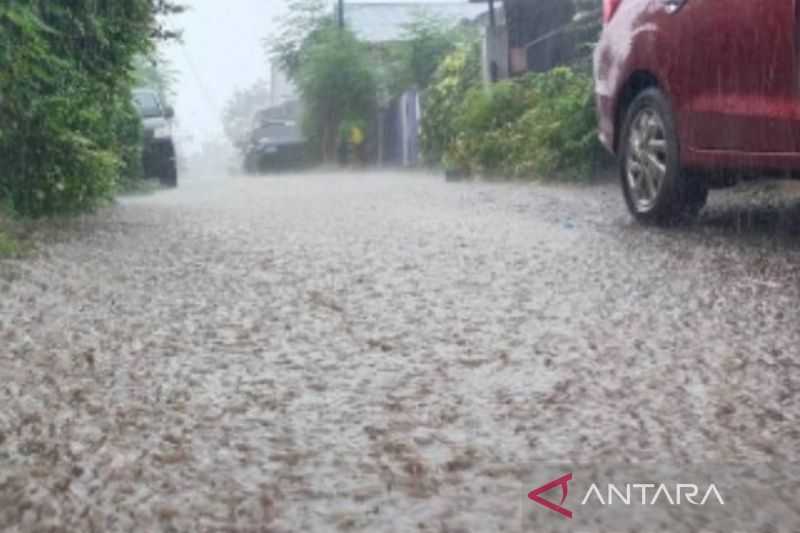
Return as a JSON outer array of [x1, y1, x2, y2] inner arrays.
[[619, 88, 706, 224]]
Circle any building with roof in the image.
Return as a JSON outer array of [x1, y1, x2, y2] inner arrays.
[[471, 0, 601, 77]]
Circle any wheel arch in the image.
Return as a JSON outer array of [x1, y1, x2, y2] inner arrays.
[[614, 71, 662, 152]]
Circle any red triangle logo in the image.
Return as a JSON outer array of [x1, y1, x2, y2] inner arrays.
[[528, 472, 573, 519]]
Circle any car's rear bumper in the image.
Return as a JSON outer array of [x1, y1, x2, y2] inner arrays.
[[250, 143, 306, 162], [244, 142, 309, 173], [253, 141, 304, 153]]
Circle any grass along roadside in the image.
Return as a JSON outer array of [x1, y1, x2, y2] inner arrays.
[[0, 209, 34, 259], [0, 212, 21, 258], [0, 178, 163, 260], [0, 229, 18, 258]]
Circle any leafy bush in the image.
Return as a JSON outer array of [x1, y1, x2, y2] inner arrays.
[[508, 68, 601, 178], [0, 2, 181, 217], [377, 14, 479, 100], [0, 77, 121, 215], [114, 98, 146, 190], [0, 203, 20, 258], [444, 67, 601, 180], [419, 41, 482, 166], [0, 231, 18, 258], [446, 81, 535, 174], [267, 0, 330, 80], [297, 27, 377, 162]]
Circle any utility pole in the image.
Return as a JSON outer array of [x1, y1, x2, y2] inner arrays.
[[337, 0, 345, 29], [488, 0, 499, 83]]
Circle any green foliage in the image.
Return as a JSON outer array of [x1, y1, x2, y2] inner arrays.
[[456, 82, 536, 137], [378, 14, 479, 99], [269, 4, 483, 164], [0, 231, 19, 258], [114, 97, 146, 190], [296, 27, 377, 161], [431, 1, 602, 178], [509, 68, 600, 178], [419, 41, 482, 166], [0, 1, 182, 217], [268, 2, 375, 161], [338, 118, 367, 142], [446, 67, 601, 180], [266, 0, 330, 80], [0, 203, 21, 258], [134, 53, 179, 102], [446, 81, 536, 174]]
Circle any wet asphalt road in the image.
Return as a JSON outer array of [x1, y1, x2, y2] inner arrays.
[[1, 171, 799, 532]]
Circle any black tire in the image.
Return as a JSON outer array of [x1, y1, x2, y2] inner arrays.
[[619, 88, 705, 224]]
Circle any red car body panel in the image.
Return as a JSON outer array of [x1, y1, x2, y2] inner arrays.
[[594, 0, 800, 172]]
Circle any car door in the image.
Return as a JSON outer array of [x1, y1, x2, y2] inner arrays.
[[679, 0, 797, 154]]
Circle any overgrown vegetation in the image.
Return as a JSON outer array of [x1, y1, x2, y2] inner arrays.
[[376, 14, 478, 100], [267, 0, 604, 177], [134, 52, 179, 104], [0, 230, 19, 258], [420, 0, 604, 180], [446, 68, 601, 179], [0, 1, 182, 218], [268, 1, 376, 162], [297, 27, 376, 162], [0, 204, 21, 258], [419, 41, 483, 167], [267, 0, 330, 81], [445, 79, 535, 176]]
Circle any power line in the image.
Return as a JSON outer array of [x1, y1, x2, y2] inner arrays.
[[178, 41, 221, 116]]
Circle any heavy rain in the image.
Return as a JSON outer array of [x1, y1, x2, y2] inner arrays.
[[1, 1, 799, 532]]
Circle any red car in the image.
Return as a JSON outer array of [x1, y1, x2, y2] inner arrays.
[[594, 0, 800, 223]]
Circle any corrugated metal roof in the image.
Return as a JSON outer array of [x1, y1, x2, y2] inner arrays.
[[344, 2, 487, 43]]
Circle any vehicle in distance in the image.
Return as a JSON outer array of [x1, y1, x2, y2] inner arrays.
[[243, 101, 307, 174], [594, 0, 800, 223], [132, 88, 178, 187]]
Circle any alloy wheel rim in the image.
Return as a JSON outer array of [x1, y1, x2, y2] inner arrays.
[[626, 108, 668, 212]]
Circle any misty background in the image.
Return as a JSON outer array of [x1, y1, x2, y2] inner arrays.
[[162, 0, 466, 160]]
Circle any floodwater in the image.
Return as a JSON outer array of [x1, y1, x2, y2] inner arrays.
[[1, 171, 799, 531]]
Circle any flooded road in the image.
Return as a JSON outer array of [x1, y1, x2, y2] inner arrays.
[[1, 171, 799, 531]]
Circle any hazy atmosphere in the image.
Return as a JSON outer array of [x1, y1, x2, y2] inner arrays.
[[162, 0, 286, 149], [3, 0, 800, 531], [163, 0, 468, 151]]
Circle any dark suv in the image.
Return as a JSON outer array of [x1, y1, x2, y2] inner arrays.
[[594, 0, 800, 223], [132, 89, 178, 187], [243, 101, 307, 174]]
